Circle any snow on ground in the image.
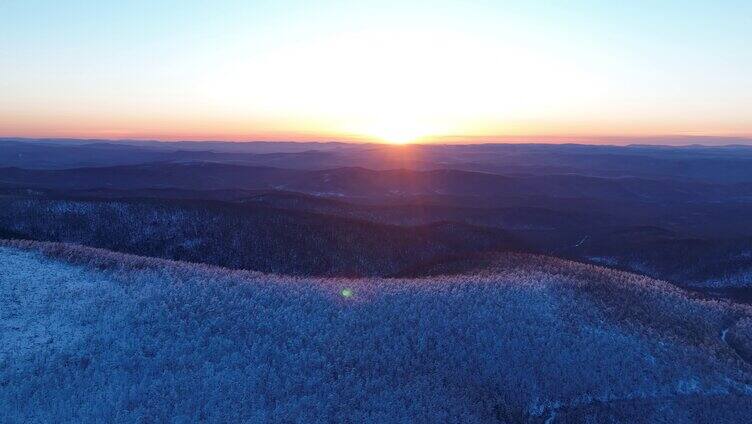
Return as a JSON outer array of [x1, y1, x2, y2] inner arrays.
[[0, 247, 108, 360], [1, 241, 752, 423]]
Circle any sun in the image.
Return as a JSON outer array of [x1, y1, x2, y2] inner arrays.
[[345, 111, 444, 145], [365, 122, 431, 145], [378, 129, 421, 145]]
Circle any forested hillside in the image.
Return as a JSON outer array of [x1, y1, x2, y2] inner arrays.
[[0, 197, 520, 276], [3, 140, 752, 295], [1, 240, 751, 422]]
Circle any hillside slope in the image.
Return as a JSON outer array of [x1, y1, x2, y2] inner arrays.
[[1, 240, 752, 423], [0, 197, 521, 276]]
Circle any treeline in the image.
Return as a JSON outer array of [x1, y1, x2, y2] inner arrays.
[[577, 236, 752, 288], [0, 196, 521, 276]]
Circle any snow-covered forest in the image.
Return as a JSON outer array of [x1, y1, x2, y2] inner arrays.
[[2, 240, 751, 422], [0, 197, 518, 277]]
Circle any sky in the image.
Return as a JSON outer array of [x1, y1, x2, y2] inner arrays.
[[1, 0, 751, 144]]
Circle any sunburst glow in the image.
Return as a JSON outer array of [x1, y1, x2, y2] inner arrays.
[[1, 1, 750, 141], [361, 120, 434, 144]]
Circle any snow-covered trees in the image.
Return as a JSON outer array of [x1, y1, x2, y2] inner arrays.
[[0, 197, 519, 277], [1, 241, 751, 422]]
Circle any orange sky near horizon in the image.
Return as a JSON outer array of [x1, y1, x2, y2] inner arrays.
[[3, 116, 750, 145]]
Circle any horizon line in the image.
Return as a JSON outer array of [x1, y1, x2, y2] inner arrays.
[[3, 134, 752, 147]]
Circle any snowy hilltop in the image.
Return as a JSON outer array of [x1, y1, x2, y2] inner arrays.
[[1, 240, 751, 423]]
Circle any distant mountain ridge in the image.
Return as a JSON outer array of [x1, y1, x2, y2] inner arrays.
[[2, 162, 751, 202], [3, 139, 752, 300], [5, 138, 752, 182]]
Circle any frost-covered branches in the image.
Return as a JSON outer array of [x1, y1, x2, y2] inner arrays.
[[1, 241, 751, 422]]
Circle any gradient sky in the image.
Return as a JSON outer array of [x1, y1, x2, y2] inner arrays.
[[1, 0, 751, 143]]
